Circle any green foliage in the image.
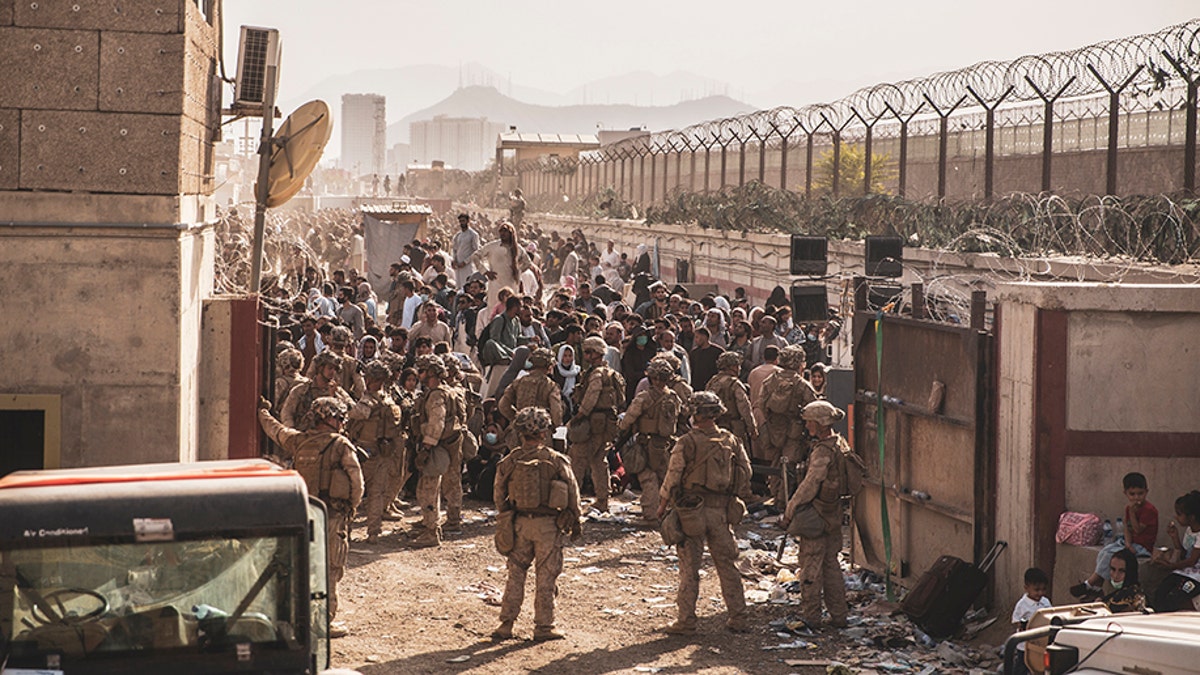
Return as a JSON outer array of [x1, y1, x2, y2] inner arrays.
[[812, 144, 897, 197]]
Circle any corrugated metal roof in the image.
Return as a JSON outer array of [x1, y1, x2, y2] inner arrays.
[[360, 203, 432, 215], [497, 133, 600, 147]]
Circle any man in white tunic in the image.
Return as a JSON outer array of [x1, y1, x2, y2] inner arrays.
[[470, 221, 532, 312], [451, 213, 481, 288]]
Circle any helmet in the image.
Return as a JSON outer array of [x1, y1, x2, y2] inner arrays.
[[777, 345, 807, 371], [312, 351, 342, 373], [328, 325, 352, 346], [654, 353, 681, 372], [441, 353, 463, 382], [716, 351, 743, 371], [276, 348, 304, 374], [414, 354, 448, 379], [581, 336, 608, 355], [690, 391, 726, 419], [802, 400, 845, 426], [364, 359, 391, 383], [645, 359, 675, 382], [512, 406, 552, 438], [528, 347, 554, 369], [310, 396, 348, 422]]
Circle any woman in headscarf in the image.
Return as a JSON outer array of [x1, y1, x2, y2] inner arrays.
[[358, 335, 379, 364], [1100, 548, 1146, 613], [552, 344, 581, 420], [766, 285, 788, 311], [632, 244, 651, 276]]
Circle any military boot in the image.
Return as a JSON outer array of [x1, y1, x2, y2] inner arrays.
[[410, 527, 440, 549], [662, 618, 697, 635], [491, 620, 515, 641], [533, 627, 566, 641]]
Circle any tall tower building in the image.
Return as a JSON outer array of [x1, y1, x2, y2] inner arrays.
[[341, 93, 385, 177]]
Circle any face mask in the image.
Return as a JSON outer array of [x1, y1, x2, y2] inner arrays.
[[636, 336, 648, 347], [1110, 580, 1124, 590], [524, 361, 533, 370], [484, 432, 498, 445], [807, 333, 817, 341]]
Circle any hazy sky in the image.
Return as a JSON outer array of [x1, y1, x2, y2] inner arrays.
[[224, 0, 1195, 109]]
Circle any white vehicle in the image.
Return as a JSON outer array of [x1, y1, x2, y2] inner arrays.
[[1004, 611, 1200, 674]]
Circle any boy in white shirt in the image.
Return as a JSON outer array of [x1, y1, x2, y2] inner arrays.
[[1011, 567, 1052, 675]]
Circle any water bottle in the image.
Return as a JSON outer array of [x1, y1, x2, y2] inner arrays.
[[1115, 517, 1124, 540], [1102, 519, 1114, 545]]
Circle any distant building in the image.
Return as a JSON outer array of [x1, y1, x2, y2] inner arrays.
[[342, 94, 386, 177], [598, 128, 650, 146], [386, 142, 412, 175], [410, 116, 506, 172]]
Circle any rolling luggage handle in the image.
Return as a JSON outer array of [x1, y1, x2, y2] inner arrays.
[[977, 540, 1007, 574]]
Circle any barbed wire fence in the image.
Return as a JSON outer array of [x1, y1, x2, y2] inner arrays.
[[513, 20, 1200, 271]]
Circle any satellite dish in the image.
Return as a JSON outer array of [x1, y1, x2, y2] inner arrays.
[[260, 99, 332, 208]]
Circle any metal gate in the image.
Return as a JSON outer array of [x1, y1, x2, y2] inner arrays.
[[849, 281, 995, 590]]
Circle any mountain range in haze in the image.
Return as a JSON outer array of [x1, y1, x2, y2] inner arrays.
[[278, 61, 870, 165]]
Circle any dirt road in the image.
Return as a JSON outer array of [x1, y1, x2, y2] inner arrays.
[[333, 496, 997, 675]]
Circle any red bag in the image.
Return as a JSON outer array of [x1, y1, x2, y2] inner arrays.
[[1055, 511, 1103, 546]]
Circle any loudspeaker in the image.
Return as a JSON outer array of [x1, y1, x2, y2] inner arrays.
[[865, 236, 903, 277], [867, 282, 903, 310], [790, 235, 828, 276], [791, 285, 828, 322]]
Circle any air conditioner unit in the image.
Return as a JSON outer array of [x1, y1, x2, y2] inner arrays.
[[233, 26, 281, 109]]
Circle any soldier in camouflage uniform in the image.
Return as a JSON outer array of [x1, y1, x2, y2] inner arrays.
[[491, 407, 582, 642], [652, 353, 694, 432], [783, 400, 850, 628], [346, 360, 405, 543], [439, 353, 475, 533], [273, 347, 308, 414], [617, 359, 681, 523], [658, 391, 752, 634], [380, 351, 415, 520], [498, 348, 564, 447], [257, 396, 363, 633], [758, 344, 818, 502], [280, 351, 355, 430], [568, 336, 625, 513], [305, 325, 366, 400], [410, 354, 466, 548], [707, 351, 758, 450]]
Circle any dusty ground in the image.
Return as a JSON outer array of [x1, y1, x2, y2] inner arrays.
[[333, 494, 1001, 675]]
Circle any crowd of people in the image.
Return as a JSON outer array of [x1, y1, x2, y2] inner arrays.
[[254, 211, 850, 639]]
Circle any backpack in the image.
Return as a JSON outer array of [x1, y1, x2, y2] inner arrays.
[[764, 373, 797, 415], [610, 369, 627, 410], [840, 444, 867, 498], [511, 457, 550, 511]]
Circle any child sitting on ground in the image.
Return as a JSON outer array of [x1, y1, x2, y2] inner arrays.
[[1070, 472, 1158, 600], [1011, 567, 1052, 675]]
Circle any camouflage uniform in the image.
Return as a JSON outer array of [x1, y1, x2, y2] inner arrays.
[[652, 353, 694, 433], [345, 360, 405, 541], [659, 391, 752, 634], [786, 401, 850, 627], [618, 360, 681, 521], [258, 399, 364, 619], [280, 352, 355, 431], [707, 352, 758, 447], [498, 348, 564, 448], [493, 407, 582, 641], [568, 337, 625, 512], [304, 326, 366, 400], [273, 347, 308, 414], [412, 356, 466, 547], [758, 345, 817, 501]]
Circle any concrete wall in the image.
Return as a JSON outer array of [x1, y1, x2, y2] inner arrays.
[[0, 0, 219, 468], [0, 224, 213, 466], [198, 298, 232, 461], [995, 282, 1200, 615]]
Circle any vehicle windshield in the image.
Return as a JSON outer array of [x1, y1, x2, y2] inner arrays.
[[0, 535, 301, 659]]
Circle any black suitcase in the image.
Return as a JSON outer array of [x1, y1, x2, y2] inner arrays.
[[902, 541, 1006, 638]]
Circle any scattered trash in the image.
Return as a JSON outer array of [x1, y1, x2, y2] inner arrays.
[[446, 654, 471, 663], [456, 582, 502, 606], [580, 566, 603, 575], [632, 667, 661, 673], [485, 566, 502, 573], [762, 638, 814, 650], [365, 655, 381, 663]]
